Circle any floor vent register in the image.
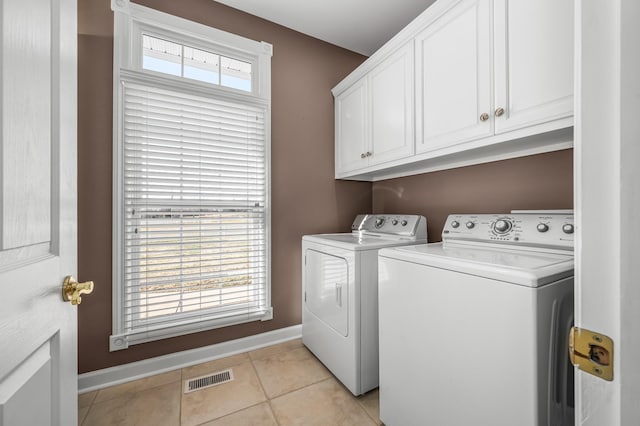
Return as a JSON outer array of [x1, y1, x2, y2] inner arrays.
[[184, 369, 234, 393]]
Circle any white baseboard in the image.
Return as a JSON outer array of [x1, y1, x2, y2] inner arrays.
[[78, 324, 302, 393]]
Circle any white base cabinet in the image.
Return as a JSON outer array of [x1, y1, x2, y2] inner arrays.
[[333, 0, 574, 181]]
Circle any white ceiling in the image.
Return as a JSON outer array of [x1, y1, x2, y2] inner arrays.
[[214, 0, 436, 56]]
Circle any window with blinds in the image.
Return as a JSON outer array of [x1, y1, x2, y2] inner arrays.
[[111, 3, 272, 350]]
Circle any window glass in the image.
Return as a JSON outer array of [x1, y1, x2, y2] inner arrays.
[[221, 56, 252, 91], [141, 34, 252, 92], [142, 35, 182, 76], [183, 46, 220, 85]]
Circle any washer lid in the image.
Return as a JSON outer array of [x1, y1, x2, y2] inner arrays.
[[303, 233, 426, 251], [379, 243, 574, 287]]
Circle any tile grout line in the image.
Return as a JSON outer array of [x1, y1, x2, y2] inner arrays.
[[269, 375, 334, 401], [248, 345, 337, 425], [252, 344, 340, 402], [248, 354, 281, 425], [358, 398, 380, 425], [180, 353, 283, 425], [83, 376, 184, 425], [356, 387, 379, 425], [79, 405, 89, 426], [78, 389, 97, 426], [341, 383, 376, 424], [181, 357, 257, 425], [257, 351, 336, 401], [89, 373, 183, 405], [176, 352, 285, 425]]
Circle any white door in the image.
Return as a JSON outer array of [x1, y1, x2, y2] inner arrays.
[[415, 0, 492, 153], [0, 0, 78, 425], [575, 0, 640, 424], [493, 0, 574, 135], [369, 42, 414, 166]]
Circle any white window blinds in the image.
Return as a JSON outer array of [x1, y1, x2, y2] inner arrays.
[[112, 74, 270, 348]]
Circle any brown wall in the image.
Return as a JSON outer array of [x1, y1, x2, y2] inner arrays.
[[77, 0, 370, 373], [373, 149, 574, 241]]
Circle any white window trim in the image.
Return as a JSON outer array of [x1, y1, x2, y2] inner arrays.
[[110, 0, 272, 351]]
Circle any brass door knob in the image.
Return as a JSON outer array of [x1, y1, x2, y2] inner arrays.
[[479, 112, 489, 122], [495, 107, 505, 117], [62, 276, 94, 305]]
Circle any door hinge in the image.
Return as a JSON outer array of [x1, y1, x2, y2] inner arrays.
[[304, 291, 306, 302], [569, 326, 614, 381]]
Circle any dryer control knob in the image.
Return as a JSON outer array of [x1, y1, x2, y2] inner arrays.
[[562, 224, 574, 234], [494, 219, 512, 233], [375, 217, 385, 229], [537, 223, 549, 233], [401, 220, 408, 226], [451, 221, 460, 228], [392, 219, 398, 226], [466, 222, 475, 229]]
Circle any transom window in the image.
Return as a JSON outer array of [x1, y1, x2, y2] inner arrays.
[[141, 34, 252, 92], [110, 1, 272, 351]]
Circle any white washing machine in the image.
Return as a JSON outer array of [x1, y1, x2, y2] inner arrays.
[[378, 212, 575, 426], [302, 214, 427, 396]]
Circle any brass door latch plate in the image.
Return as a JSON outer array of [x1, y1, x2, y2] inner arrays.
[[569, 327, 614, 381]]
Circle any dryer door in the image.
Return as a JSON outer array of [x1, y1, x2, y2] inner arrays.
[[305, 249, 349, 336]]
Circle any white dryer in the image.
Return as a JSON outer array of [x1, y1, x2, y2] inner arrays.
[[302, 214, 427, 396], [378, 212, 575, 426]]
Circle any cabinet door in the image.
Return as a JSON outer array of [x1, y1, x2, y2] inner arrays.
[[369, 42, 415, 166], [335, 78, 368, 174], [416, 0, 492, 154], [493, 0, 573, 134]]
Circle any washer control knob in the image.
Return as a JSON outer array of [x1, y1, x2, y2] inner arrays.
[[375, 217, 386, 229], [451, 220, 460, 229], [401, 220, 408, 226], [466, 221, 475, 229], [562, 224, 574, 234], [494, 219, 512, 234], [391, 219, 398, 226], [537, 223, 549, 233]]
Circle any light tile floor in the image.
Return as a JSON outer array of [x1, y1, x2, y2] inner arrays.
[[78, 339, 382, 425]]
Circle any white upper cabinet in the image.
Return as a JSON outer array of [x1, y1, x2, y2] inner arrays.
[[335, 43, 414, 176], [417, 0, 573, 153], [332, 0, 574, 181], [335, 78, 368, 173], [416, 0, 492, 153], [369, 43, 415, 166], [493, 0, 574, 134]]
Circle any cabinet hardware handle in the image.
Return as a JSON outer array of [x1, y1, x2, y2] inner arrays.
[[361, 153, 366, 159], [480, 113, 489, 122], [366, 151, 372, 157], [495, 107, 505, 117]]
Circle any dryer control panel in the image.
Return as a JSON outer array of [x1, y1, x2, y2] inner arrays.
[[442, 212, 574, 251], [351, 214, 427, 240]]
